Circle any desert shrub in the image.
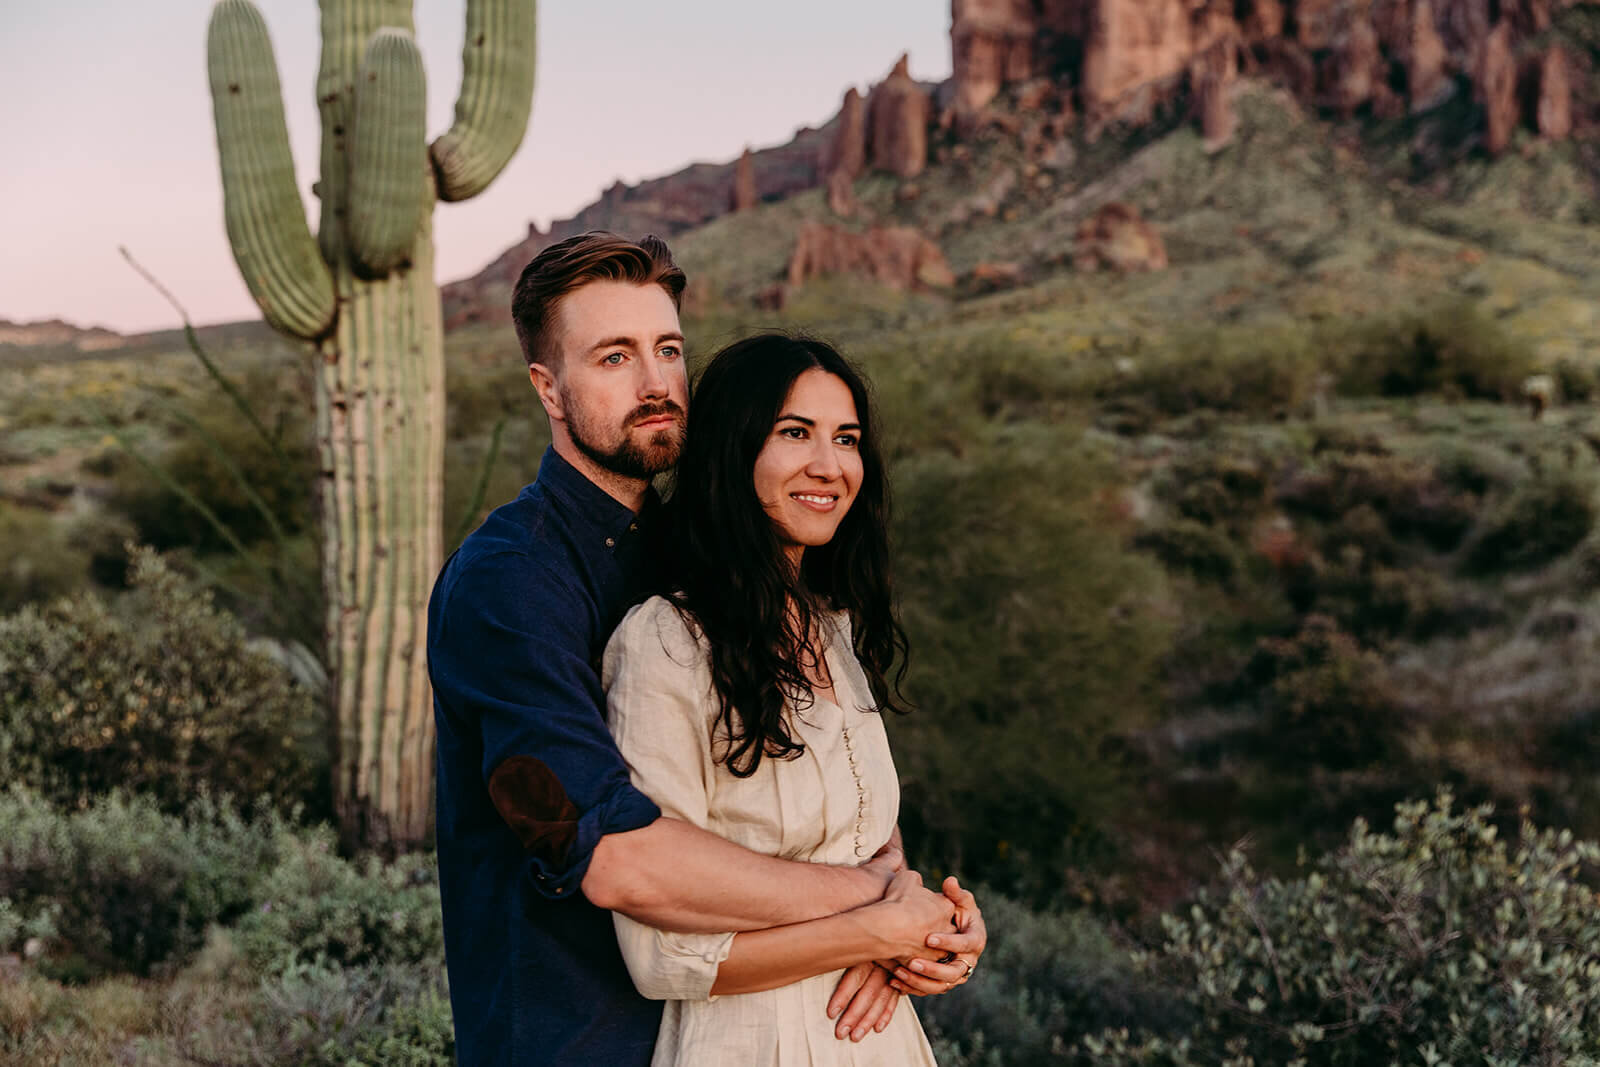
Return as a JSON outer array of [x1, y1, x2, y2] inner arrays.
[[1275, 451, 1478, 553], [1081, 793, 1600, 1066], [233, 825, 442, 976], [0, 546, 325, 814], [244, 962, 454, 1067], [1133, 519, 1241, 584], [0, 503, 92, 612], [921, 891, 1186, 1067], [1552, 358, 1598, 403], [1462, 468, 1597, 573], [890, 423, 1176, 897], [1108, 325, 1320, 417], [1247, 615, 1401, 770], [108, 371, 315, 555], [1334, 301, 1537, 400], [0, 789, 282, 977]]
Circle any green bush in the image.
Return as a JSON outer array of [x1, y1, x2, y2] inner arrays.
[[1248, 615, 1401, 770], [1106, 326, 1320, 418], [233, 825, 442, 976], [247, 962, 453, 1067], [0, 503, 95, 613], [0, 547, 325, 814], [0, 789, 282, 976], [1133, 519, 1241, 585], [107, 369, 315, 555], [920, 891, 1186, 1067], [1463, 469, 1597, 574], [1081, 793, 1600, 1065], [890, 423, 1176, 898], [1334, 302, 1537, 401]]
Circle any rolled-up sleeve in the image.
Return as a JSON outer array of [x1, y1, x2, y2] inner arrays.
[[604, 599, 736, 1000], [430, 551, 660, 900]]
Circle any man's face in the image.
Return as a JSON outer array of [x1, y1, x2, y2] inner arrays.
[[533, 280, 688, 481]]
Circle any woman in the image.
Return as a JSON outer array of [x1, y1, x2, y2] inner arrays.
[[601, 334, 982, 1064]]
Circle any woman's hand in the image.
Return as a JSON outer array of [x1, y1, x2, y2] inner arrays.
[[888, 877, 987, 997], [825, 961, 900, 1041]]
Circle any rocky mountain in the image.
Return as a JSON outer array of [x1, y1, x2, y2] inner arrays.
[[0, 318, 124, 352], [443, 0, 1597, 327]]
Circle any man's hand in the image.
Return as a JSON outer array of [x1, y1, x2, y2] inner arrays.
[[857, 842, 904, 896], [866, 834, 906, 878], [825, 962, 900, 1041], [888, 877, 987, 997]]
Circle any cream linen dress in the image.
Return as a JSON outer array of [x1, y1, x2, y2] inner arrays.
[[602, 595, 939, 1067]]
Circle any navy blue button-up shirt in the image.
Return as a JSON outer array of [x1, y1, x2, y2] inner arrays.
[[429, 447, 664, 1066]]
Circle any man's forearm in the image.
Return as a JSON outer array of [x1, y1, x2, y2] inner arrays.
[[582, 817, 889, 933]]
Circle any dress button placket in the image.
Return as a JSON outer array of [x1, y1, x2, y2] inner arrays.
[[842, 722, 869, 858]]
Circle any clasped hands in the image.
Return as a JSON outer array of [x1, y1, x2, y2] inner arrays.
[[824, 845, 987, 1042]]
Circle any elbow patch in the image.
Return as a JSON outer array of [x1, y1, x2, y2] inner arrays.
[[487, 755, 579, 865]]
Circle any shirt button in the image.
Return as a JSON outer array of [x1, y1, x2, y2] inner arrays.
[[605, 537, 616, 548], [628, 523, 638, 533], [554, 887, 563, 895]]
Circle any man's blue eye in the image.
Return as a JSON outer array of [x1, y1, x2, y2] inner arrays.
[[660, 346, 682, 360], [603, 352, 624, 365]]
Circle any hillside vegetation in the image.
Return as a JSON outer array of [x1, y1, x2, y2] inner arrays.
[[3, 77, 1599, 1063]]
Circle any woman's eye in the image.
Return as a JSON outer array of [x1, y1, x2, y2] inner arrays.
[[835, 434, 860, 448], [779, 426, 807, 440]]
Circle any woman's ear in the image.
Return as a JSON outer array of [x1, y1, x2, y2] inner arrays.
[[528, 362, 564, 422]]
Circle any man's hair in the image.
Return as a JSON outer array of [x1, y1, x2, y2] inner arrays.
[[510, 231, 686, 368]]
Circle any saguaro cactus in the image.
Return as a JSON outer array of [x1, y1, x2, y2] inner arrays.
[[207, 0, 536, 851]]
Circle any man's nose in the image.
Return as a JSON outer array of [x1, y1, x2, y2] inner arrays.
[[637, 354, 668, 399]]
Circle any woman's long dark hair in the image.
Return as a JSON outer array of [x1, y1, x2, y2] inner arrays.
[[661, 333, 909, 777]]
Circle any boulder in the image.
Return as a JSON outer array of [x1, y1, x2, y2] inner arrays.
[[1263, 37, 1319, 99], [731, 148, 757, 212], [1477, 19, 1517, 155], [1322, 20, 1383, 116], [1537, 46, 1572, 140], [1408, 0, 1452, 112], [950, 0, 1039, 121], [1081, 0, 1194, 117], [823, 88, 867, 184], [1241, 0, 1286, 41], [786, 222, 956, 291], [865, 55, 931, 179], [1191, 37, 1240, 151], [965, 260, 1027, 293], [826, 169, 859, 218], [1074, 202, 1169, 272], [1296, 0, 1355, 50]]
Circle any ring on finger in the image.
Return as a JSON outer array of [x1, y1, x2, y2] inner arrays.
[[955, 958, 973, 979]]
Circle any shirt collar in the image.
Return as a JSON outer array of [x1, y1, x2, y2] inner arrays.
[[528, 446, 654, 549]]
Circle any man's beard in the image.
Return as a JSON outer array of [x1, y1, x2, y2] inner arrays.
[[564, 394, 685, 480]]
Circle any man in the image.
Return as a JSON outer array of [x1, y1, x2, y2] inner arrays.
[[428, 232, 979, 1065]]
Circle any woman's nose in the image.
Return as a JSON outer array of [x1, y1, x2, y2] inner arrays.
[[805, 441, 842, 478]]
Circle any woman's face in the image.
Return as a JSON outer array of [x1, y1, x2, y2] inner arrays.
[[752, 368, 864, 564]]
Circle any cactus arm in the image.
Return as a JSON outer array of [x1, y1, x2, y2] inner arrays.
[[207, 0, 336, 340], [430, 0, 537, 202], [348, 28, 429, 275]]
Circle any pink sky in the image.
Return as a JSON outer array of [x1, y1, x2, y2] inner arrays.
[[0, 2, 949, 335]]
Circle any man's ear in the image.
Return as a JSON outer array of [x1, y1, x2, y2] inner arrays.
[[528, 362, 564, 421]]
